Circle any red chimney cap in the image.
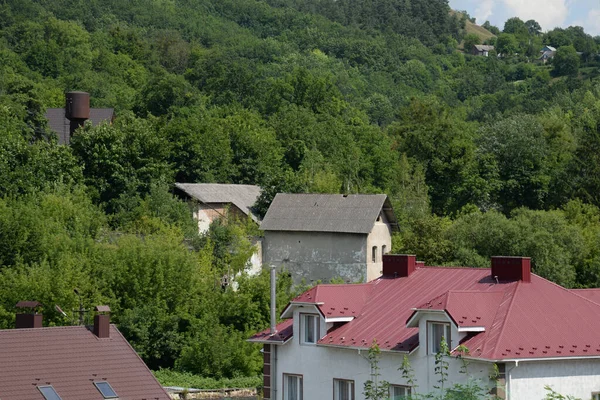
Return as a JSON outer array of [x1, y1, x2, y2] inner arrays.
[[94, 305, 111, 313], [16, 301, 42, 309]]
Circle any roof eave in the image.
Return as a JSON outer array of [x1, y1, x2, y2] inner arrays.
[[247, 336, 293, 345], [316, 342, 411, 354], [462, 354, 600, 363]]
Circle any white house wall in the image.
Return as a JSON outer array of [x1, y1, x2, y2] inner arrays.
[[263, 231, 368, 284], [273, 307, 493, 400], [508, 358, 600, 399]]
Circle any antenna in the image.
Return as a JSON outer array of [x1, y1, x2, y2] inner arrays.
[[73, 288, 89, 325], [55, 305, 67, 317]]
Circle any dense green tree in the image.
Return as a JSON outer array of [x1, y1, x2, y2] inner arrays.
[[525, 19, 542, 36], [496, 33, 518, 56], [553, 45, 580, 77], [463, 33, 480, 52], [70, 113, 172, 210], [388, 97, 483, 214]]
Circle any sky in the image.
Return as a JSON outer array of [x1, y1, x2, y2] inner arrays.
[[448, 0, 600, 37]]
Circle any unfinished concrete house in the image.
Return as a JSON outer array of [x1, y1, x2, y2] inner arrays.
[[260, 193, 398, 284], [175, 183, 263, 274]]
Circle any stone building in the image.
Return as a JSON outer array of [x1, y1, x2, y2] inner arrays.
[[260, 193, 398, 284]]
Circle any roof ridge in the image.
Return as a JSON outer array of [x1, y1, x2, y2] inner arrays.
[[484, 283, 520, 358], [420, 266, 488, 270], [534, 274, 600, 309]]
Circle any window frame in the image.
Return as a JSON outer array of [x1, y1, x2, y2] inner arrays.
[[283, 373, 303, 400], [372, 246, 378, 263], [300, 313, 320, 345], [389, 384, 411, 399], [93, 381, 119, 399], [427, 321, 451, 355], [38, 386, 63, 400], [333, 378, 355, 400]]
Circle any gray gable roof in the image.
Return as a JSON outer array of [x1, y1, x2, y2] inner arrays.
[[260, 193, 398, 234], [175, 183, 261, 222], [46, 108, 115, 145]]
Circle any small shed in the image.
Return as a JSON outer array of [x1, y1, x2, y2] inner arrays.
[[472, 44, 495, 56]]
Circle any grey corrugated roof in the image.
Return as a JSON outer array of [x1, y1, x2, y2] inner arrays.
[[175, 183, 261, 222], [45, 108, 115, 145], [260, 193, 398, 234], [474, 45, 494, 51]]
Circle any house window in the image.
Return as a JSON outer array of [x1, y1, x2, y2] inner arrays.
[[38, 386, 62, 400], [593, 393, 600, 400], [284, 374, 303, 400], [333, 379, 354, 400], [372, 246, 378, 263], [301, 314, 320, 344], [428, 322, 450, 354], [382, 245, 387, 255], [94, 381, 118, 399], [389, 385, 411, 399]]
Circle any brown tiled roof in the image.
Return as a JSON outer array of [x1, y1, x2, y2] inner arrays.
[[45, 108, 114, 145], [0, 324, 170, 400]]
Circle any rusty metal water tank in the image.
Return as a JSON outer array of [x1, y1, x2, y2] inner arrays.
[[65, 91, 90, 120]]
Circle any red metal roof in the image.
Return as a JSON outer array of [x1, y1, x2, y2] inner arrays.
[[283, 283, 373, 319], [271, 265, 600, 360], [571, 288, 600, 304], [0, 324, 170, 400], [248, 319, 294, 344]]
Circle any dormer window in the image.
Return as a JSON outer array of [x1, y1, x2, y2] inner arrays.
[[428, 322, 450, 354], [301, 314, 320, 344]]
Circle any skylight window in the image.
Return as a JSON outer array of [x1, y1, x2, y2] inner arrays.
[[94, 381, 119, 399], [38, 386, 62, 400]]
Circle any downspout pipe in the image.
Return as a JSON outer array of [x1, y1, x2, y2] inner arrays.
[[270, 265, 277, 399], [270, 266, 277, 335]]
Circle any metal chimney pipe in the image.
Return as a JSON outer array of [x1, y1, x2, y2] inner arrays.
[[270, 266, 277, 335]]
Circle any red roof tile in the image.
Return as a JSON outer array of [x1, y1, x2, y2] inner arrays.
[[0, 325, 170, 400], [271, 265, 600, 361]]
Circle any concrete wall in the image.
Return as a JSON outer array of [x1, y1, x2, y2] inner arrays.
[[193, 203, 228, 233], [272, 306, 493, 400], [509, 358, 600, 399], [263, 231, 368, 284], [365, 212, 392, 281]]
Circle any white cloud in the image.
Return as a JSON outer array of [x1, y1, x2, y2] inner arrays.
[[581, 9, 600, 36], [502, 0, 568, 31], [475, 0, 495, 23]]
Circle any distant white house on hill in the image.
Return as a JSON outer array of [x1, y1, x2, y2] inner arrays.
[[260, 193, 398, 284], [539, 45, 557, 62]]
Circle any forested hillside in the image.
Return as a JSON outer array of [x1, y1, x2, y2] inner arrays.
[[1, 0, 600, 383]]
